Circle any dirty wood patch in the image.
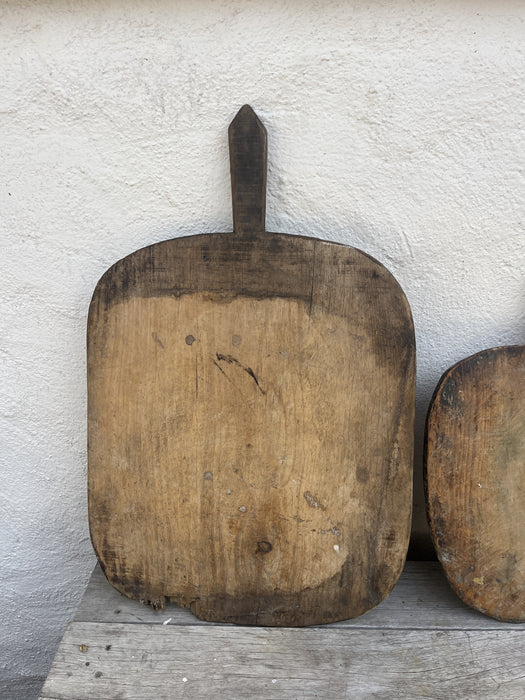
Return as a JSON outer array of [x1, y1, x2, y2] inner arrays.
[[425, 345, 525, 622], [87, 105, 415, 625]]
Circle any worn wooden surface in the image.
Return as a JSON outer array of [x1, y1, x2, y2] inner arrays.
[[40, 562, 525, 700], [425, 345, 525, 622], [88, 105, 415, 625], [39, 624, 525, 700], [229, 103, 266, 234], [73, 562, 521, 630]]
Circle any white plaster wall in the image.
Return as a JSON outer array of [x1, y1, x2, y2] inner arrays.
[[1, 0, 523, 696]]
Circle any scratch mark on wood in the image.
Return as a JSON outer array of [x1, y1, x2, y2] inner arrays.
[[195, 356, 198, 399], [304, 491, 326, 510], [213, 359, 227, 376], [152, 332, 165, 349], [215, 353, 265, 394]]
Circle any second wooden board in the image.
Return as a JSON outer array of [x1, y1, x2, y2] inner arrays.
[[425, 345, 525, 622]]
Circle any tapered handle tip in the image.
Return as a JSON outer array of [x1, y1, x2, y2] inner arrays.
[[229, 104, 266, 136]]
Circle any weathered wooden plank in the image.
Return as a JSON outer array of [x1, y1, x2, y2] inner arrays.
[[74, 562, 524, 630], [40, 621, 525, 700]]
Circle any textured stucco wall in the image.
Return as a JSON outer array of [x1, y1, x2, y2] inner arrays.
[[1, 1, 523, 696]]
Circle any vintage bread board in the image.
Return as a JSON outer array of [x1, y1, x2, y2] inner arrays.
[[425, 345, 525, 622], [88, 105, 416, 626]]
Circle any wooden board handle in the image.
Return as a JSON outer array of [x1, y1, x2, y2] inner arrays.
[[229, 105, 267, 235]]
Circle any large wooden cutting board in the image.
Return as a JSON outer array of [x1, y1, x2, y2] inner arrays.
[[88, 106, 415, 626], [425, 345, 525, 622]]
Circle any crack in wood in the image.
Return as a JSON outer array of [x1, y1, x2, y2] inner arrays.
[[215, 353, 266, 394]]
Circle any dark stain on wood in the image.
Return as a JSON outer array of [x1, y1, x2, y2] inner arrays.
[[256, 540, 273, 554]]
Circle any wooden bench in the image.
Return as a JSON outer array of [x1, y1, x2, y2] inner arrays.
[[39, 561, 525, 699]]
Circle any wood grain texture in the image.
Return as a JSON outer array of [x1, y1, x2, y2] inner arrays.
[[425, 345, 525, 622], [40, 621, 525, 700], [87, 106, 415, 625]]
